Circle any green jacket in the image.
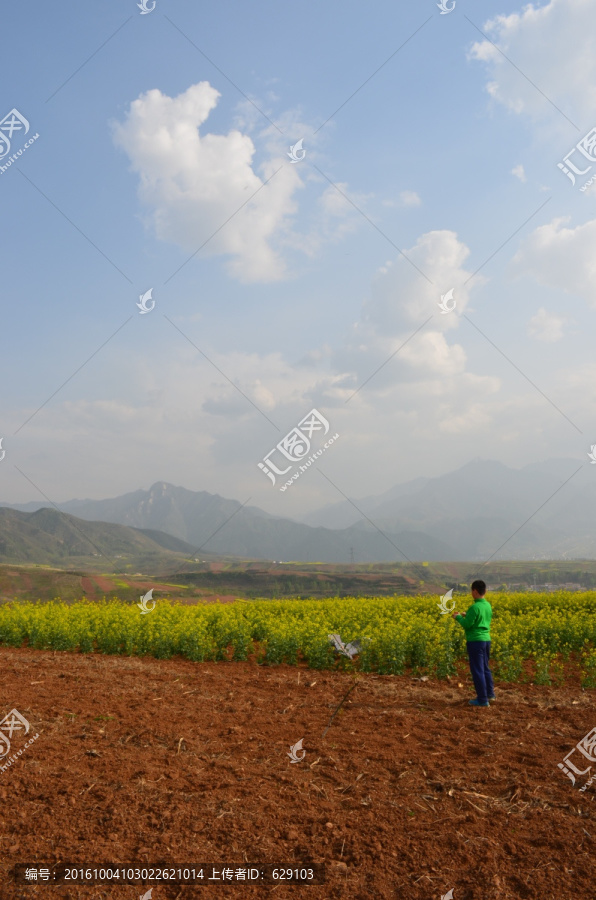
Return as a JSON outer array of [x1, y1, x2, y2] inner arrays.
[[455, 598, 492, 641]]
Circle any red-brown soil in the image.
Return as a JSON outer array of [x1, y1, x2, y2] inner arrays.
[[0, 647, 594, 900]]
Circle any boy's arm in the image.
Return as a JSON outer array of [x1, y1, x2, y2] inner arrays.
[[454, 606, 478, 630]]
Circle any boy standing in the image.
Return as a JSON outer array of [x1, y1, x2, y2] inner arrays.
[[452, 579, 495, 707]]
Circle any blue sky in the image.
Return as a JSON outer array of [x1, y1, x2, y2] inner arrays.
[[1, 0, 596, 521]]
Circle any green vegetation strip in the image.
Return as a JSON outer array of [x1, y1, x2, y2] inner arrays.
[[0, 593, 595, 685]]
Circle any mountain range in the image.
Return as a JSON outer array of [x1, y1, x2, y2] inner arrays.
[[301, 457, 595, 559], [1, 457, 593, 564], [0, 485, 454, 565]]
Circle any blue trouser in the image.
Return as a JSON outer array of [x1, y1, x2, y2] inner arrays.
[[466, 640, 494, 703]]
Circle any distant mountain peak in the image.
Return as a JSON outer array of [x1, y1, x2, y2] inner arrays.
[[149, 481, 173, 494]]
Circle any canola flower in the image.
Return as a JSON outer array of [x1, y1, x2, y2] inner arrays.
[[0, 591, 595, 684]]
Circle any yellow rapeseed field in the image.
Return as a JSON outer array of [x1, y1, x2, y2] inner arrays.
[[1, 592, 595, 685]]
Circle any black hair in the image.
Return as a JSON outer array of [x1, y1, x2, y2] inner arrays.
[[471, 579, 486, 596]]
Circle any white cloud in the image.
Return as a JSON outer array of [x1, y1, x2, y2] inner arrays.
[[113, 82, 303, 283], [382, 191, 421, 208], [399, 190, 421, 207], [399, 330, 467, 377], [527, 307, 567, 341], [319, 183, 356, 216], [11, 214, 589, 514], [361, 229, 480, 336], [468, 0, 596, 126], [438, 399, 496, 435], [512, 216, 596, 307], [296, 182, 367, 257], [326, 230, 493, 402], [512, 164, 526, 182], [113, 83, 364, 279], [8, 231, 498, 480]]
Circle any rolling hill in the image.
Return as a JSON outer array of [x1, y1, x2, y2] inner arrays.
[[0, 507, 197, 569]]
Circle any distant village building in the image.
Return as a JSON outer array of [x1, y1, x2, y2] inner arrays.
[[486, 582, 586, 593], [527, 583, 585, 592]]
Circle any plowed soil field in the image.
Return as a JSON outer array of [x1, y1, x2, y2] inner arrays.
[[0, 647, 594, 900]]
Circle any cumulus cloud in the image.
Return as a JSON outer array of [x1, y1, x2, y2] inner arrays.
[[360, 229, 479, 336], [113, 82, 366, 280], [527, 307, 567, 341], [512, 216, 596, 307], [468, 0, 596, 126], [512, 164, 526, 182], [327, 230, 491, 399], [113, 82, 303, 282]]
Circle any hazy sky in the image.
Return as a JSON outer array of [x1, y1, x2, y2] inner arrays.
[[1, 0, 595, 521]]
